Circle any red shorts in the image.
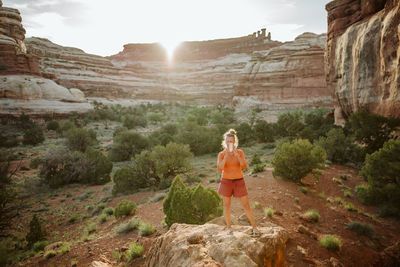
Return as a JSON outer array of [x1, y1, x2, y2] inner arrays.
[[218, 178, 248, 198]]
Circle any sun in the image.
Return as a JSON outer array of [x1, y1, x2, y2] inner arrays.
[[160, 39, 181, 62]]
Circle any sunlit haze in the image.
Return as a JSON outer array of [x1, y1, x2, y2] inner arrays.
[[6, 0, 330, 57]]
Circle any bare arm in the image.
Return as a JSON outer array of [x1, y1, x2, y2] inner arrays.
[[217, 151, 227, 171]]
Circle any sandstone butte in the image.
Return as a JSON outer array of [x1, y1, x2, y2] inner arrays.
[[325, 0, 400, 124], [0, 0, 91, 117]]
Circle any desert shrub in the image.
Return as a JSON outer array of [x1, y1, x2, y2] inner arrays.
[[147, 112, 165, 123], [123, 114, 147, 129], [210, 106, 235, 125], [114, 200, 137, 219], [103, 207, 114, 215], [263, 207, 275, 217], [343, 189, 353, 198], [300, 108, 334, 142], [315, 128, 365, 165], [112, 126, 128, 137], [319, 235, 342, 251], [185, 175, 202, 184], [40, 147, 112, 188], [252, 163, 266, 173], [26, 215, 46, 247], [134, 142, 193, 189], [148, 130, 175, 147], [358, 140, 400, 211], [46, 120, 59, 131], [253, 119, 275, 143], [29, 157, 41, 169], [138, 222, 155, 236], [235, 122, 254, 145], [58, 120, 76, 135], [298, 186, 309, 194], [44, 250, 56, 259], [109, 131, 149, 162], [346, 110, 400, 154], [0, 134, 19, 148], [97, 213, 110, 223], [16, 113, 35, 130], [112, 167, 148, 195], [114, 218, 140, 235], [23, 126, 45, 145], [175, 121, 221, 155], [303, 209, 320, 222], [33, 240, 48, 252], [250, 153, 262, 166], [271, 139, 326, 182], [66, 127, 97, 152], [378, 204, 400, 218], [275, 110, 304, 138], [163, 176, 222, 227], [345, 221, 374, 237], [125, 242, 144, 261]]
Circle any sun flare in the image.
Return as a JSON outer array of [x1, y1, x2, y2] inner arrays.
[[160, 39, 181, 61]]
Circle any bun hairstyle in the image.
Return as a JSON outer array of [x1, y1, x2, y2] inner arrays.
[[222, 128, 239, 149]]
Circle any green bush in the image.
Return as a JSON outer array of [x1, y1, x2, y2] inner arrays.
[[66, 127, 97, 152], [319, 235, 342, 251], [69, 213, 80, 223], [26, 215, 46, 247], [138, 222, 155, 236], [163, 176, 222, 227], [114, 200, 137, 219], [113, 126, 128, 137], [300, 108, 334, 142], [235, 122, 254, 145], [250, 153, 262, 166], [40, 147, 112, 188], [46, 120, 59, 131], [33, 240, 49, 252], [109, 131, 149, 162], [58, 120, 76, 135], [135, 142, 193, 189], [114, 218, 140, 235], [303, 209, 320, 222], [112, 167, 147, 195], [315, 128, 364, 165], [23, 126, 45, 145], [346, 110, 400, 154], [0, 134, 19, 148], [275, 110, 304, 138], [125, 242, 144, 261], [253, 119, 275, 143], [345, 221, 374, 237], [103, 207, 114, 215], [252, 163, 266, 173], [358, 140, 400, 210], [29, 157, 41, 169], [123, 114, 147, 129], [271, 139, 326, 182], [97, 213, 110, 223], [210, 106, 235, 125], [263, 207, 275, 218]]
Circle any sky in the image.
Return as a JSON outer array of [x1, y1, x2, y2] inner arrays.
[[6, 0, 331, 57]]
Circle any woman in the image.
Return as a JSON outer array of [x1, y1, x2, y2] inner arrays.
[[217, 129, 259, 236]]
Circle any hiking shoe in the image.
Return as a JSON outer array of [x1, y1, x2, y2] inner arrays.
[[251, 229, 261, 237], [227, 229, 233, 235]]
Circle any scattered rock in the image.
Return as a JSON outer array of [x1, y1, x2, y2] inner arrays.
[[297, 224, 317, 240], [90, 261, 112, 267], [330, 257, 344, 267], [296, 245, 308, 256]]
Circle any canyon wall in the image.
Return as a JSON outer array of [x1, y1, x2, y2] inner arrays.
[[0, 1, 91, 117], [325, 0, 400, 124], [235, 32, 330, 110]]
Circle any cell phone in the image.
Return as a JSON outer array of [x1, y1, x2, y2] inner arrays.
[[229, 143, 233, 152]]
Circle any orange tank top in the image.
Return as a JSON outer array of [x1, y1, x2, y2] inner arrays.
[[217, 149, 247, 179]]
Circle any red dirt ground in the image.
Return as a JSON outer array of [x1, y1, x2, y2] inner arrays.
[[15, 164, 400, 267]]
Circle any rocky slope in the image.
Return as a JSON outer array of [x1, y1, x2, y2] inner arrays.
[[234, 32, 330, 110], [0, 1, 91, 117], [325, 0, 400, 124]]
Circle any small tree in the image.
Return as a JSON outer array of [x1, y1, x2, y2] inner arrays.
[[109, 131, 149, 162], [46, 121, 59, 131], [66, 127, 97, 152], [23, 126, 45, 145], [163, 176, 222, 227], [112, 167, 147, 195], [114, 200, 137, 219], [26, 215, 46, 247], [275, 110, 304, 138], [271, 139, 326, 182], [253, 119, 275, 143], [358, 140, 400, 211], [82, 147, 112, 185]]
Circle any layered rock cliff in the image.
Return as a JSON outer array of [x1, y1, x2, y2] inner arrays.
[[235, 32, 330, 110], [325, 0, 400, 124], [0, 1, 91, 117]]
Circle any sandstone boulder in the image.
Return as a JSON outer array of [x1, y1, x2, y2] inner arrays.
[[145, 223, 289, 267]]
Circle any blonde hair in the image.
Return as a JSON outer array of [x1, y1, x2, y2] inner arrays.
[[221, 128, 239, 149]]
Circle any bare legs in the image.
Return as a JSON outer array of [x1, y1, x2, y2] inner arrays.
[[223, 195, 258, 231], [223, 196, 232, 229], [239, 195, 258, 230]]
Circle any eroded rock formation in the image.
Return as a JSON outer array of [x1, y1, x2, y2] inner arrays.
[[0, 1, 91, 117], [0, 1, 40, 75], [325, 0, 400, 124], [235, 33, 331, 110], [145, 222, 288, 267]]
